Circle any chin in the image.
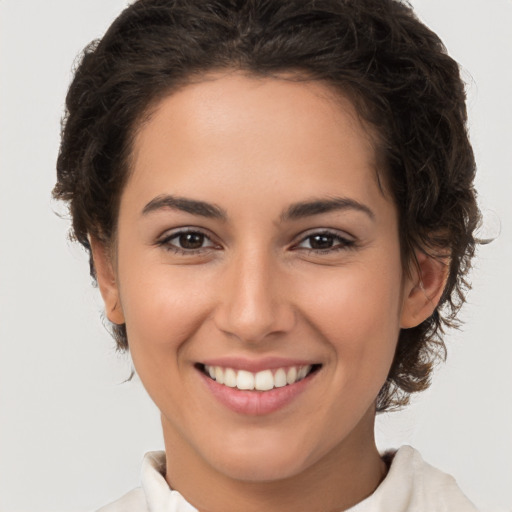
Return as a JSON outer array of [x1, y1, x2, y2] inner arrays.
[[202, 431, 323, 483], [212, 455, 306, 483]]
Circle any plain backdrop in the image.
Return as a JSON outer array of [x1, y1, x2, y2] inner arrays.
[[0, 1, 511, 511]]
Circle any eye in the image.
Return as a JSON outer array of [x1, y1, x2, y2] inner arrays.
[[158, 229, 218, 254], [295, 231, 355, 253], [174, 232, 208, 250]]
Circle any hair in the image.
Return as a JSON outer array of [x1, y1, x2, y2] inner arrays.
[[54, 0, 481, 412]]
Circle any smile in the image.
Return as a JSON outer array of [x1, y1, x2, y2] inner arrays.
[[196, 360, 322, 415], [201, 364, 319, 391]]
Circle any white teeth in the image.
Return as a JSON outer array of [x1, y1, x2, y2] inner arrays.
[[236, 370, 255, 390], [224, 368, 237, 388], [297, 366, 309, 380], [286, 366, 297, 385], [203, 364, 314, 391], [215, 366, 224, 385], [274, 368, 287, 388], [254, 370, 274, 391]]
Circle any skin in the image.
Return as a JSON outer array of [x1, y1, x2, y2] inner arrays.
[[92, 72, 446, 512]]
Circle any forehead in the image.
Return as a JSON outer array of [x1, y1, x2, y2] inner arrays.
[[126, 72, 390, 221]]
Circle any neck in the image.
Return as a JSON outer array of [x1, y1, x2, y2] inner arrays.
[[162, 406, 387, 512]]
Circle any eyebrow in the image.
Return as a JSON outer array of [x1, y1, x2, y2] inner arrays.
[[142, 195, 228, 220], [280, 197, 375, 222], [142, 194, 375, 222]]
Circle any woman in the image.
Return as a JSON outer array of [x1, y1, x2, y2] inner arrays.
[[54, 0, 482, 510]]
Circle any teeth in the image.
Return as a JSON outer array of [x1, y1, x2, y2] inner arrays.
[[224, 368, 237, 388], [215, 366, 224, 385], [237, 370, 255, 390], [204, 364, 314, 391], [274, 368, 287, 388], [254, 370, 274, 391], [286, 366, 297, 385], [297, 366, 309, 380]]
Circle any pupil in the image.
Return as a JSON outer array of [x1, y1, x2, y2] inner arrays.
[[310, 234, 333, 249], [180, 233, 204, 249]]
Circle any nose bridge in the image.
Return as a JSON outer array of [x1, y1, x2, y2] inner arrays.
[[214, 243, 294, 342]]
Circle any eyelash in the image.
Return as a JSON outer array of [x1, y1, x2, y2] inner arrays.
[[156, 229, 356, 256], [295, 230, 356, 254], [157, 228, 217, 256]]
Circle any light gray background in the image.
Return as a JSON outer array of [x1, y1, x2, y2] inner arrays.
[[1, 1, 511, 511]]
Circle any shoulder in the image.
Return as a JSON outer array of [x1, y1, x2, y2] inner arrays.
[[95, 487, 148, 512], [348, 446, 479, 512]]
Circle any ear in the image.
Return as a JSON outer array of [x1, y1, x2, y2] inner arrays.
[[90, 237, 125, 325], [400, 250, 449, 329]]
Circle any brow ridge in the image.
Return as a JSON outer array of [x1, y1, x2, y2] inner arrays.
[[142, 194, 227, 220], [142, 194, 375, 222], [280, 196, 375, 222]]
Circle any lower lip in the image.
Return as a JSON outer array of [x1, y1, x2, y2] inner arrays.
[[199, 368, 318, 416]]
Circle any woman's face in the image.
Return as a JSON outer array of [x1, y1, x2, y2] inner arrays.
[[96, 73, 421, 482]]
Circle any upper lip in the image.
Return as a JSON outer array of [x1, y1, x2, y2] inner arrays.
[[199, 356, 321, 373]]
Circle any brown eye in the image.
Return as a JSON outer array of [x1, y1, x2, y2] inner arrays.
[[308, 234, 335, 250], [158, 229, 218, 254], [296, 231, 355, 253], [178, 232, 205, 249]]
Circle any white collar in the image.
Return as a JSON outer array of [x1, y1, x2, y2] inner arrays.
[[141, 451, 197, 511], [346, 445, 478, 511], [138, 446, 478, 512]]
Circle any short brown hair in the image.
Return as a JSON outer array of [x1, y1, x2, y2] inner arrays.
[[54, 0, 481, 411]]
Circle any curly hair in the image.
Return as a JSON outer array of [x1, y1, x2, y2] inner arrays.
[[53, 0, 481, 411]]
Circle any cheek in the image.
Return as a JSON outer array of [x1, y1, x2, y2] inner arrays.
[[299, 260, 403, 374], [118, 259, 213, 358], [116, 261, 217, 415]]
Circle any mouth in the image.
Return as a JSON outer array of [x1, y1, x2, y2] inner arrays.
[[195, 363, 322, 392]]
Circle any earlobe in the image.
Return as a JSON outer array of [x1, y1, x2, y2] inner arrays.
[[400, 250, 449, 329], [90, 237, 125, 325]]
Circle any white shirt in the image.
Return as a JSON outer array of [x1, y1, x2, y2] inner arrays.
[[96, 446, 478, 511]]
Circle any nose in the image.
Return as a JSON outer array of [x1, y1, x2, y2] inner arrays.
[[213, 247, 296, 344]]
